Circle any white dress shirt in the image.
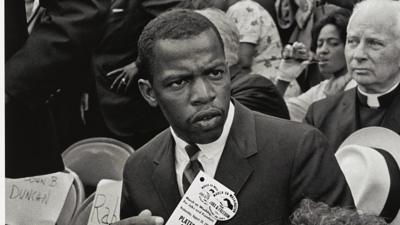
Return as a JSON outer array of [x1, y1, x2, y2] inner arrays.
[[171, 102, 235, 196]]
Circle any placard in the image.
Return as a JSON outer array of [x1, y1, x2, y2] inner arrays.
[[88, 179, 123, 225], [6, 172, 74, 225]]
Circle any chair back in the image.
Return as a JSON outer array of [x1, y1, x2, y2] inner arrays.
[[62, 137, 134, 191], [69, 193, 95, 225], [57, 170, 85, 225]]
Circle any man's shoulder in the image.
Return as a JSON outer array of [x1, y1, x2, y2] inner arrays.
[[251, 109, 320, 138], [310, 88, 355, 113], [248, 109, 329, 161], [124, 129, 170, 168], [305, 87, 356, 126]]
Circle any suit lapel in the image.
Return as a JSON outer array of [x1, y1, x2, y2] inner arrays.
[[382, 91, 400, 133], [151, 131, 181, 216], [339, 89, 358, 134], [150, 101, 258, 215], [214, 101, 256, 195]]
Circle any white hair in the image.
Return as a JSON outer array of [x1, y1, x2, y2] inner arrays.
[[350, 0, 400, 39]]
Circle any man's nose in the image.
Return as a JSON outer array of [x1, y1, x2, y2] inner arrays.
[[352, 42, 367, 62], [190, 78, 216, 105]]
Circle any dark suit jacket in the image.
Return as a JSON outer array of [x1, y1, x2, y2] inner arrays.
[[121, 101, 354, 225], [230, 65, 289, 119], [305, 88, 400, 151]]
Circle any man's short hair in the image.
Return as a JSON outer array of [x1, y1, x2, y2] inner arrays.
[[137, 9, 225, 82], [350, 0, 400, 41]]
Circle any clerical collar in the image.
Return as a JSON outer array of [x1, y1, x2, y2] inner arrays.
[[357, 82, 400, 108], [170, 101, 235, 159]]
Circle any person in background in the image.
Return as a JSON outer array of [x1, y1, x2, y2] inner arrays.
[[305, 0, 400, 151], [276, 8, 355, 122], [196, 8, 290, 119], [5, 0, 109, 178], [210, 0, 298, 96], [85, 0, 183, 149], [115, 9, 353, 225]]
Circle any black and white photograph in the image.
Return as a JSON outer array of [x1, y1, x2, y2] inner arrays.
[[4, 0, 400, 224]]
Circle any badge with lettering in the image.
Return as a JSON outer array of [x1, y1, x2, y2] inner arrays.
[[165, 171, 238, 225]]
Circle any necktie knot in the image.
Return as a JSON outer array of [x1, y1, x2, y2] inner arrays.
[[185, 144, 201, 159]]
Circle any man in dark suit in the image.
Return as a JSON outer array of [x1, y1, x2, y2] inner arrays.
[[5, 0, 109, 178], [305, 0, 400, 151], [115, 9, 353, 225]]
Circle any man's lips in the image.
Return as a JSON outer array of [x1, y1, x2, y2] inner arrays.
[[191, 109, 222, 123], [351, 68, 371, 75]]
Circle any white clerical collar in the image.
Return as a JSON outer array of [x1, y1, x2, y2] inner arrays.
[[357, 81, 400, 108], [170, 101, 235, 159]]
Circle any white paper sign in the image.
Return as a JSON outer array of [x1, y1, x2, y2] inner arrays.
[[166, 171, 238, 225], [6, 172, 74, 225], [88, 179, 123, 225]]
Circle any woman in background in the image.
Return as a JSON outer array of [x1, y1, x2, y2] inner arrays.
[[276, 8, 355, 122]]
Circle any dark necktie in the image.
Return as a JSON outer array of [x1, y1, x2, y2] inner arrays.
[[182, 144, 204, 193]]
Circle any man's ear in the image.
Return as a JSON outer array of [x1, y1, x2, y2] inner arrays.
[[138, 79, 158, 107]]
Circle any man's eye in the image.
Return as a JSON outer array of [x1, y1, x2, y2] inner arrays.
[[209, 70, 223, 79], [346, 37, 358, 46], [368, 40, 383, 48], [170, 80, 187, 88]]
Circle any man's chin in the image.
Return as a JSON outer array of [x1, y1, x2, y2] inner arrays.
[[190, 125, 224, 144]]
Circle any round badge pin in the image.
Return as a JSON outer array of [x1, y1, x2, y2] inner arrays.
[[208, 191, 238, 221]]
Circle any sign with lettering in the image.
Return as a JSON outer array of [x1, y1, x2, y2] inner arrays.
[[166, 171, 238, 225], [6, 172, 74, 225], [88, 179, 123, 225]]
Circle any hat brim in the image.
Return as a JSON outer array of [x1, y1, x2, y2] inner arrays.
[[338, 126, 400, 164]]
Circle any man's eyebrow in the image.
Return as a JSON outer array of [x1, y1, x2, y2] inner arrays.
[[203, 60, 226, 71], [161, 73, 191, 84]]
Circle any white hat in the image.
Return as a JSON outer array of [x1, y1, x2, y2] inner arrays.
[[336, 127, 400, 224]]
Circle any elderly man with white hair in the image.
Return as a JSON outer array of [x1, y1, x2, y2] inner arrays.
[[305, 0, 400, 151]]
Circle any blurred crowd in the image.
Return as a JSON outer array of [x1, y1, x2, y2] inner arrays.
[[5, 0, 400, 224]]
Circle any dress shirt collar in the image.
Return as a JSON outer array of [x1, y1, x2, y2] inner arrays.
[[171, 101, 235, 159], [357, 81, 400, 108]]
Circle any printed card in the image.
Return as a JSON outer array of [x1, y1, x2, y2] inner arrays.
[[166, 171, 238, 225]]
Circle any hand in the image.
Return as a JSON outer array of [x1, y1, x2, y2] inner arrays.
[[108, 61, 138, 94], [278, 42, 311, 82], [277, 58, 309, 82], [282, 42, 310, 61], [111, 209, 164, 225]]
